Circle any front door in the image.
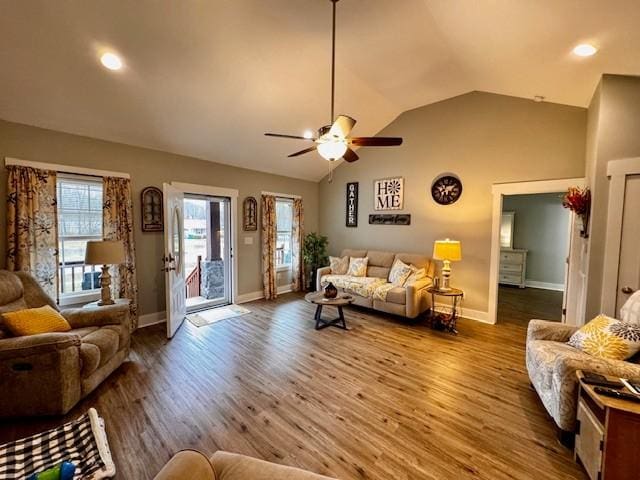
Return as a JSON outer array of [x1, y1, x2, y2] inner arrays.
[[602, 158, 640, 317], [163, 183, 186, 338], [184, 195, 233, 312], [615, 174, 640, 313]]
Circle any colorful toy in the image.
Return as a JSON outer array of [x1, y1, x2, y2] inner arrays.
[[27, 461, 76, 480]]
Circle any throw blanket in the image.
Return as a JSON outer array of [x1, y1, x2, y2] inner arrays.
[[0, 408, 115, 480], [372, 282, 397, 302], [321, 275, 396, 301]]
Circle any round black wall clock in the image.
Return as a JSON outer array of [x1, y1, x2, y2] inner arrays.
[[431, 175, 463, 205]]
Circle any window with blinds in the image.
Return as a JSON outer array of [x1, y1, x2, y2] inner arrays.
[[56, 175, 103, 300]]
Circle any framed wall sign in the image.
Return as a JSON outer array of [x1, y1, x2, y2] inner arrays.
[[369, 214, 411, 225], [243, 196, 258, 231], [374, 177, 404, 210], [141, 186, 163, 232], [345, 182, 359, 227]]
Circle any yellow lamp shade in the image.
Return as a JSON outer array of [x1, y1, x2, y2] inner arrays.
[[85, 240, 125, 265], [433, 239, 462, 262]]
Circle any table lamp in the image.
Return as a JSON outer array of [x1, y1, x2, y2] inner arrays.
[[433, 239, 462, 291], [85, 240, 125, 305]]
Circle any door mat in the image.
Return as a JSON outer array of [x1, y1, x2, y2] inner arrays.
[[0, 408, 115, 479], [187, 304, 251, 327]]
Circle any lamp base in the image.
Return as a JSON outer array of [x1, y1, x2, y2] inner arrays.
[[439, 260, 452, 291], [98, 264, 115, 306]]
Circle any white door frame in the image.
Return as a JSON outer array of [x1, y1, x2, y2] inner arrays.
[[488, 177, 585, 324], [601, 157, 640, 315], [170, 182, 239, 304]]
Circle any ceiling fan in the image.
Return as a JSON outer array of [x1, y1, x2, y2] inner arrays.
[[264, 0, 403, 165]]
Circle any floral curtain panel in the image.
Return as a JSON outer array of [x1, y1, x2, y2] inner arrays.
[[261, 194, 277, 300], [291, 197, 304, 292], [103, 177, 139, 328], [6, 166, 59, 300]]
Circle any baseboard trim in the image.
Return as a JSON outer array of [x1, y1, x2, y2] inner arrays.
[[277, 284, 294, 295], [236, 290, 264, 304], [525, 280, 565, 291], [138, 311, 166, 328], [434, 302, 492, 324], [236, 285, 294, 304]]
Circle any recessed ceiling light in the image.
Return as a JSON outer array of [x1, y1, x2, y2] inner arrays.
[[534, 95, 545, 103], [100, 52, 123, 71], [573, 44, 597, 57], [303, 130, 314, 139]]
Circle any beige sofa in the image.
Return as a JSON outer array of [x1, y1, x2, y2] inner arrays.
[[526, 318, 640, 434], [0, 270, 130, 417], [154, 450, 336, 480], [316, 249, 435, 319]]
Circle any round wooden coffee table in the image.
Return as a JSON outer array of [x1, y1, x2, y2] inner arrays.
[[304, 292, 353, 330]]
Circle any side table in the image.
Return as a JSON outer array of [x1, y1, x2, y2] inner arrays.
[[426, 286, 463, 334], [82, 298, 131, 309], [574, 370, 640, 480]]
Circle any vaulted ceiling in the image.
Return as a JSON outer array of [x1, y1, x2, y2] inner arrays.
[[1, 1, 639, 180]]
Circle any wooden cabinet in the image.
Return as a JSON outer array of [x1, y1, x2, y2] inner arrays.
[[499, 248, 527, 288], [575, 371, 640, 480]]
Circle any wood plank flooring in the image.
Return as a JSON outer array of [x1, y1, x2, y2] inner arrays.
[[498, 285, 564, 326], [0, 293, 585, 479]]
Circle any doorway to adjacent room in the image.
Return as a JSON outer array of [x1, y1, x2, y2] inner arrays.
[[497, 192, 570, 324]]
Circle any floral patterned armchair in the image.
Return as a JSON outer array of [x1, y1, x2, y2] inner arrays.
[[525, 292, 640, 434]]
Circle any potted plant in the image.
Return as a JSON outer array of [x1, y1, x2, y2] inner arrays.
[[302, 232, 329, 291], [562, 187, 591, 238]]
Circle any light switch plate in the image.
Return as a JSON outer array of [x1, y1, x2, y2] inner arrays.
[[244, 236, 254, 245]]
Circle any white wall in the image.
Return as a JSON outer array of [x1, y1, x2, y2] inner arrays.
[[503, 193, 569, 288]]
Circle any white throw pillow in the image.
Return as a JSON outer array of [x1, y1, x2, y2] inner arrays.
[[405, 265, 427, 285], [621, 290, 640, 326], [347, 257, 368, 277], [388, 259, 413, 287], [329, 256, 349, 275]]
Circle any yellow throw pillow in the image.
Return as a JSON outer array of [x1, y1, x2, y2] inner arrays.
[[568, 314, 640, 361], [2, 305, 71, 337]]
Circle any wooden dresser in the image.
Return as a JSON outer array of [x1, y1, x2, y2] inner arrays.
[[574, 371, 640, 480], [499, 248, 527, 288]]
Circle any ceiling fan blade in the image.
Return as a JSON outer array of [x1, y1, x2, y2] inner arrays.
[[288, 146, 318, 157], [342, 147, 359, 163], [349, 137, 403, 147], [265, 133, 316, 141], [329, 115, 356, 138]]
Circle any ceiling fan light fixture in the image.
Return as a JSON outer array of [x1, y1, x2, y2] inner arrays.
[[317, 140, 347, 161]]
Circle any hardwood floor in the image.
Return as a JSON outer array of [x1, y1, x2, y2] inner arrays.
[[498, 285, 564, 326], [0, 293, 585, 479]]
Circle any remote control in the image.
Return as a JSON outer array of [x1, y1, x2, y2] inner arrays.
[[594, 386, 640, 403]]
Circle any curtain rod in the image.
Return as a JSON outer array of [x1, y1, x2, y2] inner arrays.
[[5, 157, 130, 179], [261, 191, 301, 199]]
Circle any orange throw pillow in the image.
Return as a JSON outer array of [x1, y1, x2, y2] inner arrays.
[[2, 305, 71, 336]]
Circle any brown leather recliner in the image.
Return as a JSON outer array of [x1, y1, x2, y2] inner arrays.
[[0, 270, 130, 417]]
